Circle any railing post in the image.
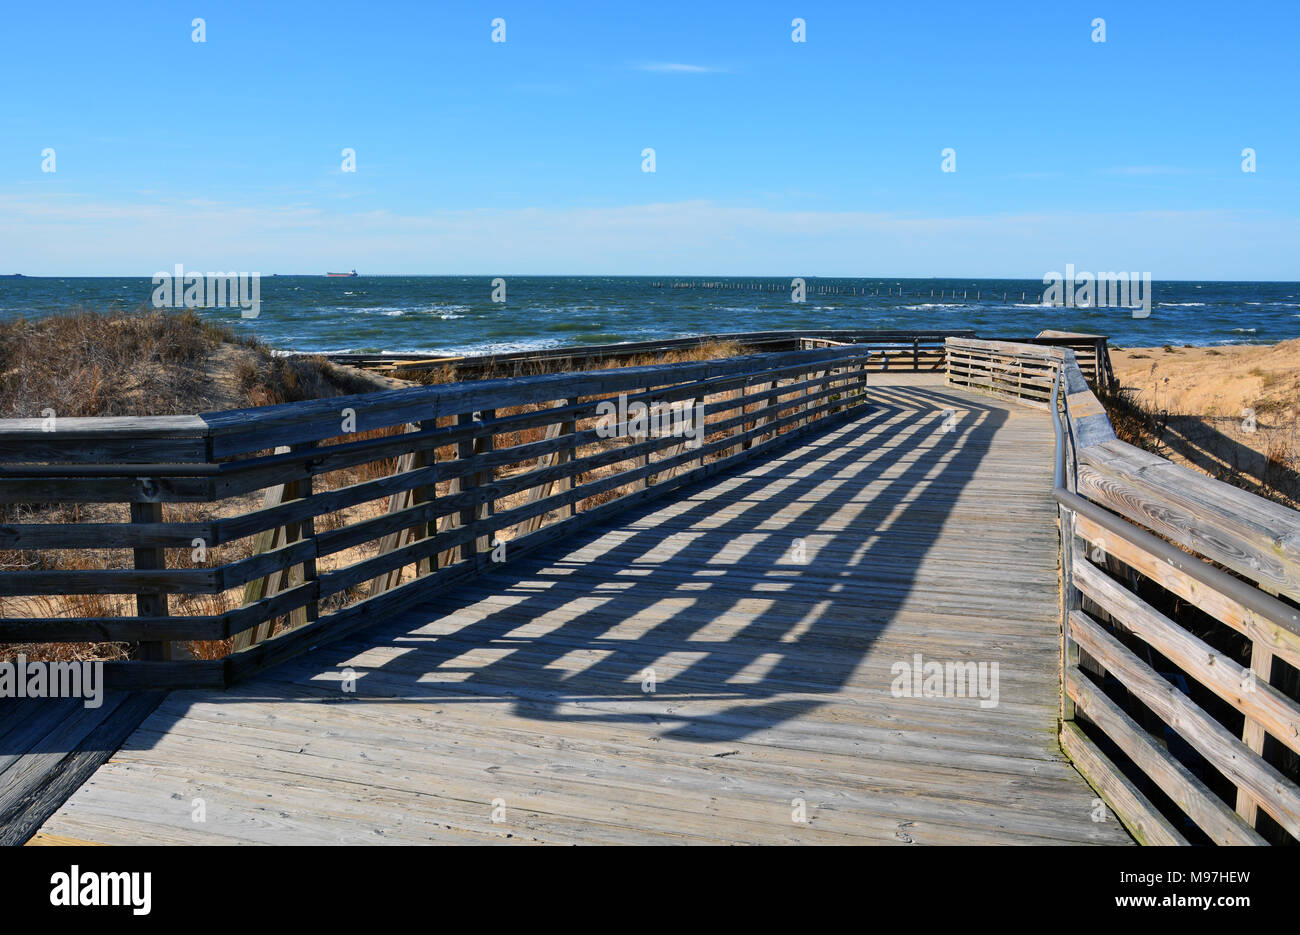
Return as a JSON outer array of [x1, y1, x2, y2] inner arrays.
[[234, 442, 319, 645], [511, 414, 569, 540], [455, 412, 477, 565], [728, 385, 746, 458], [747, 381, 773, 448], [562, 397, 578, 517], [412, 420, 436, 577], [636, 388, 650, 490], [1236, 644, 1275, 825], [287, 440, 319, 630], [473, 409, 495, 568], [797, 371, 806, 427], [233, 454, 287, 651], [1059, 505, 1079, 724], [1050, 362, 1078, 727], [130, 500, 170, 661], [368, 427, 430, 596], [685, 388, 706, 475]]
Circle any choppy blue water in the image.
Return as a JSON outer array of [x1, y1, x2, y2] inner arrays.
[[0, 276, 1296, 354]]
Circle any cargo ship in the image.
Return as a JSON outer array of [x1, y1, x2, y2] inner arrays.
[[326, 270, 358, 277]]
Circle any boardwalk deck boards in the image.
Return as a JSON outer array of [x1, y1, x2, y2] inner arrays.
[[32, 376, 1133, 845]]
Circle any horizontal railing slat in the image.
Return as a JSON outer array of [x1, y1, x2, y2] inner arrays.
[[1070, 506, 1300, 669], [1068, 670, 1265, 845], [1078, 442, 1300, 602], [1059, 721, 1190, 846], [1070, 609, 1300, 838], [202, 346, 869, 458], [1074, 557, 1300, 758]]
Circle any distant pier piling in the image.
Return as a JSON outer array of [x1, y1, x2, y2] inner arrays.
[[646, 281, 1028, 307]]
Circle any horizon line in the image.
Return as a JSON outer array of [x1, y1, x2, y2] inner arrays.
[[5, 274, 1299, 284]]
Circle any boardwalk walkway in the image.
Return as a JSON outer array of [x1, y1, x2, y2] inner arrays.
[[32, 375, 1132, 845]]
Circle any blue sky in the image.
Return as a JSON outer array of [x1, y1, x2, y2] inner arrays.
[[1, 0, 1296, 278]]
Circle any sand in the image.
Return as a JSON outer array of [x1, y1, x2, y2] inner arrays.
[[1110, 339, 1300, 505]]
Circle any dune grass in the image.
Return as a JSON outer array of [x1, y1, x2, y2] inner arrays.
[[0, 306, 381, 419]]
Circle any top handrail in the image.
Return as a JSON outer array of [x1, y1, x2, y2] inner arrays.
[[1044, 347, 1300, 641], [949, 334, 1300, 601], [1050, 359, 1066, 492], [0, 343, 873, 465], [322, 328, 977, 366]]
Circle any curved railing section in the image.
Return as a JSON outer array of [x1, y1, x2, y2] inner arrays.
[[0, 346, 872, 690], [949, 337, 1300, 846], [325, 329, 978, 378]]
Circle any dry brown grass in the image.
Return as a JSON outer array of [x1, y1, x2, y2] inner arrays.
[[1107, 342, 1300, 508], [409, 339, 748, 386], [0, 306, 236, 417], [0, 306, 389, 419], [235, 352, 382, 408]]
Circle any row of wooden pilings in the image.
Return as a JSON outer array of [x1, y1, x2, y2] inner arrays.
[[649, 281, 1032, 302]]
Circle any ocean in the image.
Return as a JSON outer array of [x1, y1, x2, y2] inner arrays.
[[1, 276, 1296, 355]]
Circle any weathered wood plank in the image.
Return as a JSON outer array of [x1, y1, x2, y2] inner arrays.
[[1069, 609, 1300, 837], [0, 692, 166, 846], [1078, 440, 1300, 601], [1060, 721, 1189, 846], [1073, 509, 1300, 668], [1067, 670, 1265, 845], [1073, 556, 1300, 757]]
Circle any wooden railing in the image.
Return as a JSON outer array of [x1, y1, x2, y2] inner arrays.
[[945, 337, 1062, 407], [949, 336, 1300, 846], [0, 345, 872, 690], [1004, 330, 1114, 391]]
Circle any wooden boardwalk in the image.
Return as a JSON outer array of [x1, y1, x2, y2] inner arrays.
[[32, 375, 1133, 845]]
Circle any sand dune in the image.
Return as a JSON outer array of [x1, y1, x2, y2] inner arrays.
[[1111, 340, 1300, 506]]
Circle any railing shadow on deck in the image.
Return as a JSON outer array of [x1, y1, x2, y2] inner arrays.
[[0, 692, 165, 845], [135, 381, 1015, 749]]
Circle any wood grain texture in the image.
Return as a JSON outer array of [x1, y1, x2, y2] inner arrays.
[[1073, 557, 1300, 758], [1077, 439, 1300, 601], [1067, 670, 1264, 845], [1059, 722, 1187, 846], [0, 692, 165, 846]]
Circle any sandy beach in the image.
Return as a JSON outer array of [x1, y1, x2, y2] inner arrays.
[[1111, 338, 1300, 505]]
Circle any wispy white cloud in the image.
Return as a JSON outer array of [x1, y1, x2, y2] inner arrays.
[[1101, 165, 1198, 176], [0, 192, 1294, 279], [635, 62, 719, 74]]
